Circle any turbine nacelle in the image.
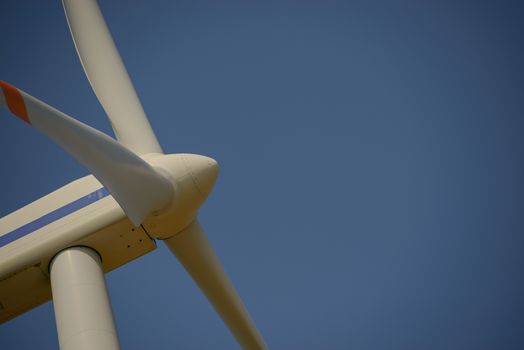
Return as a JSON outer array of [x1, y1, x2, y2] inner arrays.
[[144, 153, 219, 238]]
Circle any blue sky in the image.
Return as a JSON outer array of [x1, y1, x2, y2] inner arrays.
[[1, 1, 524, 349]]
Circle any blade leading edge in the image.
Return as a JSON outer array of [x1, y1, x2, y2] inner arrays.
[[164, 220, 268, 350], [0, 80, 171, 225], [62, 0, 162, 156]]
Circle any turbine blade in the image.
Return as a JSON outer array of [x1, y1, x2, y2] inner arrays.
[[0, 80, 172, 225], [163, 220, 268, 350], [62, 0, 162, 155]]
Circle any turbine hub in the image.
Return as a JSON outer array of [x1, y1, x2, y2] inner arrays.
[[182, 154, 219, 200], [142, 153, 219, 238]]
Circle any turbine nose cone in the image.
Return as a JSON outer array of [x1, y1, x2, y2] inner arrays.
[[183, 154, 219, 199]]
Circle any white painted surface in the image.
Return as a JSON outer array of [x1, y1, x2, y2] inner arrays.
[[164, 220, 268, 350], [0, 175, 115, 278], [0, 174, 156, 324], [14, 88, 172, 226], [50, 247, 120, 350], [62, 0, 162, 155]]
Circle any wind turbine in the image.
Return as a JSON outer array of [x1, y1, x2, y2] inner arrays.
[[0, 1, 268, 349]]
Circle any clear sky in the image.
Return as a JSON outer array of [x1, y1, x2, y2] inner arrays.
[[1, 0, 524, 349]]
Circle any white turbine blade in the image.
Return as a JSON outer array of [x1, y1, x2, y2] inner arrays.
[[163, 220, 268, 350], [62, 0, 162, 155], [0, 80, 172, 226]]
